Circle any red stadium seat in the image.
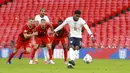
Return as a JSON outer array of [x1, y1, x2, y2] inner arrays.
[[0, 0, 129, 48], [0, 0, 4, 4]]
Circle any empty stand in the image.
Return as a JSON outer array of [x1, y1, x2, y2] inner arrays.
[[0, 0, 129, 48]]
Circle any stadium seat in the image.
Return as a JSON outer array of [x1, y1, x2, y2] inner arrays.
[[0, 0, 129, 48]]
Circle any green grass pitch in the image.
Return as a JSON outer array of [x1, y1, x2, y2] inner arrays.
[[0, 58, 130, 73]]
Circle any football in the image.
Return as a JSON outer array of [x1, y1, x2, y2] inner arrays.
[[83, 54, 92, 64]]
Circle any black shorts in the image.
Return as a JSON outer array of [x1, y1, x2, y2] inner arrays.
[[69, 37, 82, 47]]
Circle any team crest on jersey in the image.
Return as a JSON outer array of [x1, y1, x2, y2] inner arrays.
[[74, 23, 77, 30], [74, 26, 77, 30]]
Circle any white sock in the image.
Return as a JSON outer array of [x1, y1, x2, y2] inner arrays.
[[29, 60, 33, 64], [74, 50, 78, 59], [34, 50, 38, 61], [43, 47, 48, 61], [69, 48, 75, 61], [68, 63, 71, 66]]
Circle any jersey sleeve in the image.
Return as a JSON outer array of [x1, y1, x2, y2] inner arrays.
[[21, 25, 28, 34], [83, 24, 93, 35], [54, 18, 68, 32], [45, 16, 50, 23], [81, 18, 86, 25], [35, 15, 39, 22]]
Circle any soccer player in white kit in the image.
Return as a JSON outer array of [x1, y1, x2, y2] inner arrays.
[[54, 10, 95, 68], [33, 8, 55, 64]]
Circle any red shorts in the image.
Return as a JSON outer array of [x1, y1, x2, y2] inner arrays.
[[35, 36, 52, 45], [53, 37, 68, 45], [15, 37, 32, 49]]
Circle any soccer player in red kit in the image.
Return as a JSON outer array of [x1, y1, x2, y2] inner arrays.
[[52, 19, 69, 64], [30, 19, 55, 64], [7, 18, 38, 64]]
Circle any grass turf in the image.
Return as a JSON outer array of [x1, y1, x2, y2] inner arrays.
[[0, 58, 130, 73]]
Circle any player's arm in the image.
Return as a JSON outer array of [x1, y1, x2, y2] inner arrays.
[[83, 24, 95, 42], [45, 16, 50, 23], [54, 18, 68, 32], [23, 31, 38, 39]]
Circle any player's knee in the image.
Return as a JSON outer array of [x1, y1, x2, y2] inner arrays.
[[70, 45, 74, 49], [26, 48, 31, 53], [63, 44, 68, 50], [34, 44, 39, 49], [75, 46, 80, 50], [46, 44, 52, 49], [13, 49, 18, 53]]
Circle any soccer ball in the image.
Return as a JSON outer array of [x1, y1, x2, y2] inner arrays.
[[83, 54, 92, 64]]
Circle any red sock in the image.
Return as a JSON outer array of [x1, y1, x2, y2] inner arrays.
[[7, 52, 16, 62], [48, 49, 53, 60], [30, 48, 37, 60], [52, 48, 54, 55], [64, 49, 68, 62]]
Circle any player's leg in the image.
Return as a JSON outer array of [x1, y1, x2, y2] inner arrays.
[[68, 38, 81, 67], [44, 37, 55, 64], [42, 47, 48, 64], [18, 48, 30, 59], [30, 44, 39, 64], [7, 48, 18, 64], [74, 38, 82, 59], [67, 37, 76, 68], [31, 36, 39, 62], [43, 37, 55, 63], [7, 42, 21, 64], [24, 46, 35, 64], [34, 48, 39, 63], [61, 37, 68, 64], [52, 44, 56, 55], [25, 47, 31, 54], [52, 39, 59, 55], [62, 44, 68, 64], [74, 46, 80, 59], [19, 43, 32, 59], [31, 37, 41, 64], [46, 43, 55, 64]]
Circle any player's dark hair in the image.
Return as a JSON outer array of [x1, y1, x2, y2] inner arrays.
[[74, 10, 81, 15], [29, 18, 34, 20], [58, 19, 63, 22]]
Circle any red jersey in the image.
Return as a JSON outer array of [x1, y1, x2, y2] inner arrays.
[[19, 23, 35, 41], [53, 24, 68, 37], [35, 24, 50, 37]]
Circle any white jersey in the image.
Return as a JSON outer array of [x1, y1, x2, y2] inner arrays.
[[54, 17, 92, 38], [35, 15, 50, 24]]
